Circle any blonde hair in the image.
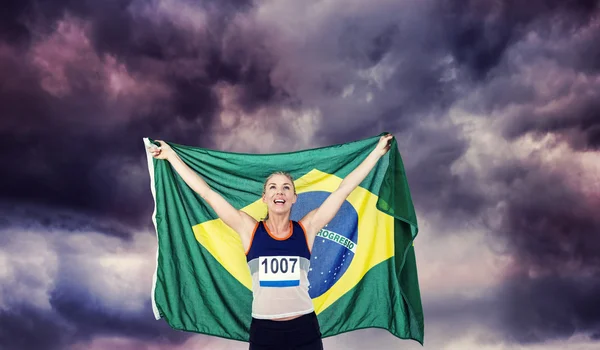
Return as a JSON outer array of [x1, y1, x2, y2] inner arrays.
[[262, 171, 296, 195], [262, 171, 296, 220]]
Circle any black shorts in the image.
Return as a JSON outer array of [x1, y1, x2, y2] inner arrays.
[[249, 311, 324, 350]]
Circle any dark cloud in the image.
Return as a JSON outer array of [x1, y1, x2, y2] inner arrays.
[[0, 0, 36, 46], [0, 203, 133, 239], [488, 159, 600, 342], [0, 305, 68, 350], [503, 86, 600, 151], [310, 1, 594, 147], [443, 1, 600, 151], [310, 3, 462, 145], [438, 0, 599, 78], [1, 0, 600, 348], [492, 161, 600, 271], [48, 232, 191, 347], [439, 1, 513, 79], [50, 287, 187, 344], [499, 274, 600, 343], [338, 23, 399, 68], [405, 126, 487, 224], [0, 297, 188, 350], [0, 0, 280, 227], [0, 217, 190, 350]]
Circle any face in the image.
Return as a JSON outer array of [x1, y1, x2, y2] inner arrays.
[[262, 174, 297, 215]]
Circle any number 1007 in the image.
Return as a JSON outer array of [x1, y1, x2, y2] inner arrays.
[[261, 257, 298, 274]]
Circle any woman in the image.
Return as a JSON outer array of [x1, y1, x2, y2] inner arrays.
[[148, 134, 393, 350]]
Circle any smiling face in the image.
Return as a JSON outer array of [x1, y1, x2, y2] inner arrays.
[[262, 173, 297, 216]]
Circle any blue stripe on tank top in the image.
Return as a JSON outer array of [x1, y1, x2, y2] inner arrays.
[[260, 280, 301, 287]]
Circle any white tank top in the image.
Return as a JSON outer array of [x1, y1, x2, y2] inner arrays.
[[245, 221, 314, 319]]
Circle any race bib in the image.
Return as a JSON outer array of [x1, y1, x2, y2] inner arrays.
[[258, 256, 300, 287]]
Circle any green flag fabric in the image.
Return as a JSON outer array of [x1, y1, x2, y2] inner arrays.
[[145, 134, 424, 344]]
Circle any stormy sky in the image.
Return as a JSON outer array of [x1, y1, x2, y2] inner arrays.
[[1, 0, 599, 349]]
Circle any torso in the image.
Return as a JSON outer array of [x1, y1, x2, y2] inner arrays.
[[245, 220, 314, 321]]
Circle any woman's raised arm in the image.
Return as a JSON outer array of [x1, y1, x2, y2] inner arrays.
[[148, 141, 257, 245], [300, 134, 393, 240]]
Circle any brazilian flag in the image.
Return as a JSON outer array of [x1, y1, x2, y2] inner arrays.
[[144, 133, 423, 344]]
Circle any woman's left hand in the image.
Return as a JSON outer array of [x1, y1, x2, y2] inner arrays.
[[374, 134, 394, 156]]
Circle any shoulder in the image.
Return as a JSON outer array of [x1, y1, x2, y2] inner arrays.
[[239, 211, 259, 228], [238, 211, 259, 240], [292, 220, 307, 234], [299, 209, 317, 228]]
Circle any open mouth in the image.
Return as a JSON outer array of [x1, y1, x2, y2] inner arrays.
[[274, 199, 286, 205]]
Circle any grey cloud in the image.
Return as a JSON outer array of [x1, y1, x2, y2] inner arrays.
[[449, 2, 600, 150], [437, 0, 598, 77], [50, 286, 186, 344], [0, 216, 190, 350], [0, 203, 133, 238], [492, 161, 600, 270], [503, 90, 600, 150], [1, 0, 600, 348], [0, 0, 281, 227], [499, 275, 600, 343], [0, 305, 69, 350], [488, 159, 600, 342], [405, 125, 487, 223], [0, 300, 187, 350]]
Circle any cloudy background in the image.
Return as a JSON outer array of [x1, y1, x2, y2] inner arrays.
[[1, 0, 599, 349]]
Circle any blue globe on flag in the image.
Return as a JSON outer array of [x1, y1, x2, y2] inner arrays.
[[290, 191, 358, 298]]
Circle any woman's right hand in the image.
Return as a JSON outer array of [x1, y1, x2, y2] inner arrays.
[[148, 140, 175, 160]]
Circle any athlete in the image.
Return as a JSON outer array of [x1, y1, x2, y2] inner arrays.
[[148, 134, 393, 350]]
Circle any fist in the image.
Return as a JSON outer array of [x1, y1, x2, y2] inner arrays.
[[147, 140, 173, 160], [374, 134, 393, 156]]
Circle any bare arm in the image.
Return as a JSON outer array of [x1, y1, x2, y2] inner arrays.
[[300, 134, 393, 244], [149, 141, 257, 244]]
